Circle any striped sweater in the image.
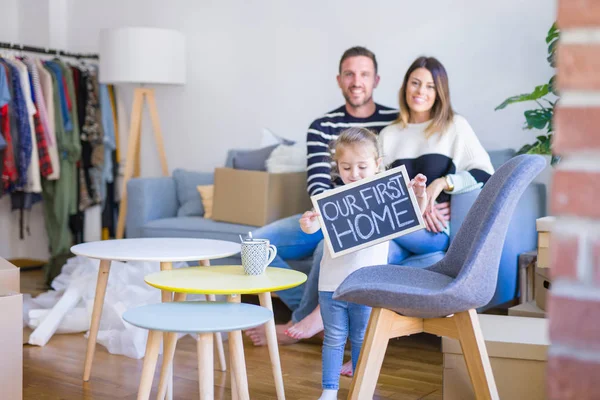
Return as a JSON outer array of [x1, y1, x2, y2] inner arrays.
[[380, 115, 494, 204], [306, 103, 398, 196]]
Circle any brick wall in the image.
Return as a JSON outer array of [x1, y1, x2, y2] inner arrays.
[[548, 1, 600, 398]]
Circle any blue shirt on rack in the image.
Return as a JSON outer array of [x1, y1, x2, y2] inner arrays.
[[44, 61, 72, 132], [0, 64, 10, 150]]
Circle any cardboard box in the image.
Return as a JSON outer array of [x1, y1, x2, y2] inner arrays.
[[212, 168, 312, 227], [443, 315, 548, 400], [508, 300, 546, 318], [0, 257, 20, 293], [0, 291, 23, 400], [535, 266, 551, 311], [536, 216, 554, 268]]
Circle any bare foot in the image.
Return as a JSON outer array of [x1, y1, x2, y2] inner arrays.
[[340, 360, 353, 377], [284, 306, 324, 340], [244, 321, 299, 346]]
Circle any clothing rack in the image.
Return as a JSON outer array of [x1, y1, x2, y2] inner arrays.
[[0, 42, 99, 60]]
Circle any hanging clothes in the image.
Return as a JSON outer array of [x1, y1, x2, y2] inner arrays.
[[41, 59, 81, 284], [8, 57, 42, 194], [0, 63, 16, 194], [0, 51, 112, 284], [102, 84, 120, 238], [0, 59, 32, 191], [23, 57, 53, 179], [1, 64, 16, 193], [36, 58, 60, 180]]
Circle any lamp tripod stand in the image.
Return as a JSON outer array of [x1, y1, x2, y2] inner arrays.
[[115, 87, 169, 239]]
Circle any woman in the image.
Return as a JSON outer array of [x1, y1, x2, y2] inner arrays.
[[381, 55, 494, 263]]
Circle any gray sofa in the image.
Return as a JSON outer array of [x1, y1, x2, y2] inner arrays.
[[126, 148, 547, 308]]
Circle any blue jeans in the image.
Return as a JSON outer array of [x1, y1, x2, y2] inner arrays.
[[387, 228, 450, 264], [251, 214, 323, 322], [319, 291, 371, 390]]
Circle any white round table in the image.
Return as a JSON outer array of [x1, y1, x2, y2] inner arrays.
[[70, 238, 241, 392]]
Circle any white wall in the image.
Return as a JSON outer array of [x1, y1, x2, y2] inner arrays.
[[67, 0, 557, 173], [0, 0, 556, 259]]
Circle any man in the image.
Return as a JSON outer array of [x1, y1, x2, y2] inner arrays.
[[245, 48, 398, 370]]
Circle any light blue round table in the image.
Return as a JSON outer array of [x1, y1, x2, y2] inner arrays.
[[123, 301, 272, 400]]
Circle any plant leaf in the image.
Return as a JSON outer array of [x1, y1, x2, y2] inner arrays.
[[549, 75, 558, 96], [516, 143, 534, 155], [495, 84, 549, 110], [547, 40, 558, 67], [524, 109, 552, 130], [546, 22, 559, 44]]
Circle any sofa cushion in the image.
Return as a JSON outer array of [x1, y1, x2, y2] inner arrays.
[[232, 145, 278, 171], [488, 149, 516, 170], [197, 185, 214, 219], [172, 169, 214, 217], [141, 216, 254, 243]]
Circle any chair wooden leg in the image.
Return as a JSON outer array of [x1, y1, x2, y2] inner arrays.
[[137, 330, 161, 400], [348, 308, 396, 400], [454, 310, 499, 400], [83, 259, 111, 381], [197, 333, 214, 400], [228, 295, 249, 400], [258, 292, 285, 400]]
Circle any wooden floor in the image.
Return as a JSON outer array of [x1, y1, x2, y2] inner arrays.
[[21, 268, 444, 400]]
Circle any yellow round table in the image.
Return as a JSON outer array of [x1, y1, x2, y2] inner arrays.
[[144, 266, 307, 400]]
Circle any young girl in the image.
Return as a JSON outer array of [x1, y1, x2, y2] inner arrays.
[[299, 127, 428, 400]]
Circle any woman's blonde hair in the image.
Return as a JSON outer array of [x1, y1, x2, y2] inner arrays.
[[396, 56, 454, 137], [329, 127, 382, 176]]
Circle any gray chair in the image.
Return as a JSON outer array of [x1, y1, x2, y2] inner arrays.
[[333, 154, 546, 400]]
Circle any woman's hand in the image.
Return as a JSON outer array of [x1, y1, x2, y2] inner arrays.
[[299, 210, 321, 234], [423, 178, 450, 233], [435, 201, 451, 221]]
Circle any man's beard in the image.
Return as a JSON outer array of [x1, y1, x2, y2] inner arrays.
[[343, 91, 373, 109]]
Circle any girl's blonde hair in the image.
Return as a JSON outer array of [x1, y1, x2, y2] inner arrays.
[[329, 127, 382, 177], [396, 56, 455, 138]]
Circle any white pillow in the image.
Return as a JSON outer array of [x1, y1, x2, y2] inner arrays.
[[266, 143, 306, 173], [260, 128, 295, 148]]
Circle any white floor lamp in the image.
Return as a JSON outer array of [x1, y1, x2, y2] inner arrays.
[[99, 27, 186, 239]]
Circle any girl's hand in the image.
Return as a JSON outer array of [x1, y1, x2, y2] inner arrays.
[[299, 210, 321, 234], [408, 174, 428, 212], [423, 178, 449, 233]]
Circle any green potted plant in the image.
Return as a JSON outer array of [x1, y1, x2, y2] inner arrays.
[[495, 22, 560, 165]]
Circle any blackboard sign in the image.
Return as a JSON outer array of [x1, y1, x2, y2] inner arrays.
[[311, 165, 425, 258]]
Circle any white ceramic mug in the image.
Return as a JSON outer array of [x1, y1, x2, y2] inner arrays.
[[241, 239, 277, 275]]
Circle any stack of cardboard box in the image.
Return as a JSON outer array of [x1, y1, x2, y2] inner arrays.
[[212, 168, 312, 226], [0, 258, 23, 400], [508, 216, 554, 318], [442, 315, 549, 399]]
